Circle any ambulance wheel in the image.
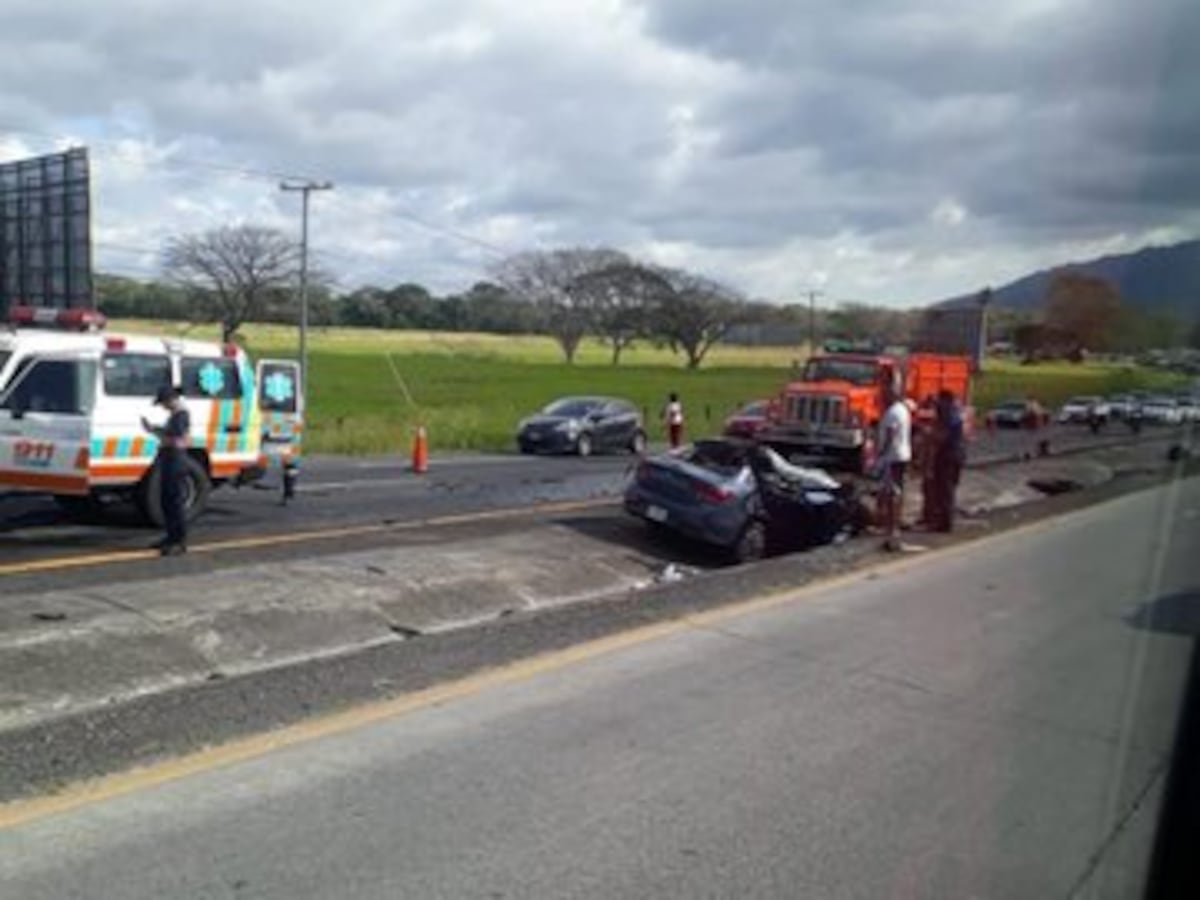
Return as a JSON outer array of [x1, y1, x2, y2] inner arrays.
[[138, 455, 212, 527]]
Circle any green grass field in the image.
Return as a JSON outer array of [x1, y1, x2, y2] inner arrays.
[[113, 320, 1188, 454]]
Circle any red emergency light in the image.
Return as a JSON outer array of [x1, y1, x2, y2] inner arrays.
[[8, 306, 107, 332]]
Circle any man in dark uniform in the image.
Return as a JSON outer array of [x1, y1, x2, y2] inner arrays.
[[142, 385, 191, 556], [929, 389, 966, 532]]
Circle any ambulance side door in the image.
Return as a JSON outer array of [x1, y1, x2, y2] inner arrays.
[[0, 353, 97, 493], [256, 360, 303, 460]]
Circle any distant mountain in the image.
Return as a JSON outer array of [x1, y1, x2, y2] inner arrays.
[[938, 240, 1200, 320]]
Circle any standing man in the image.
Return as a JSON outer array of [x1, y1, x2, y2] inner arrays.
[[929, 389, 965, 532], [663, 392, 684, 450], [142, 385, 191, 556], [875, 377, 913, 552]]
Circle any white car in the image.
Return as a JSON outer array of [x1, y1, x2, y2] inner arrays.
[[1141, 397, 1183, 425], [1174, 396, 1198, 423], [1057, 396, 1110, 424], [1107, 395, 1136, 419]]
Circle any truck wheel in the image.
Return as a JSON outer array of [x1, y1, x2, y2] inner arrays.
[[137, 456, 212, 527], [731, 520, 767, 564]]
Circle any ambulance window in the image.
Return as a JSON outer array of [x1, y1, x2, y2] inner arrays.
[[258, 363, 298, 413], [103, 354, 172, 397], [181, 358, 242, 400], [0, 351, 11, 378], [3, 359, 95, 416]]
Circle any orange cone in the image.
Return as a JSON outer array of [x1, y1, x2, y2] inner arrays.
[[411, 425, 429, 474]]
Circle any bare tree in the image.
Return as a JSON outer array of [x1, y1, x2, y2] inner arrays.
[[649, 269, 746, 369], [163, 225, 301, 342], [491, 247, 628, 363], [569, 262, 672, 365]]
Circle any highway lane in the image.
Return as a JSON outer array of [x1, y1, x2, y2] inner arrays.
[[0, 424, 1166, 569], [1, 474, 1195, 898], [0, 452, 637, 564]]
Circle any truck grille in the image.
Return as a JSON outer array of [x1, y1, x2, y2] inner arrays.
[[785, 394, 845, 426]]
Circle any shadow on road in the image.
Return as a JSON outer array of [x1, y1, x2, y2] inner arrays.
[[552, 513, 728, 570], [1126, 592, 1200, 637]]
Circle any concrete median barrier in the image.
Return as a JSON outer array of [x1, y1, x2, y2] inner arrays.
[[0, 435, 1185, 737]]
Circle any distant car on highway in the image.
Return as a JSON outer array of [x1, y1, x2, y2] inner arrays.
[[1175, 395, 1198, 423], [1141, 396, 1183, 425], [1058, 396, 1110, 424], [624, 438, 866, 563], [517, 396, 646, 457], [722, 400, 771, 439], [1107, 394, 1136, 419], [986, 399, 1029, 429]]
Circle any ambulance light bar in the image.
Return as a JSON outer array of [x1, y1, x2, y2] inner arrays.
[[8, 306, 107, 332]]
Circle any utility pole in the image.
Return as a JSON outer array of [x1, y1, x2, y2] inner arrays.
[[279, 180, 333, 388], [805, 288, 824, 356]]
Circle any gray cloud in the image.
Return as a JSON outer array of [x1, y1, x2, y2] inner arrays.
[[0, 0, 1196, 303]]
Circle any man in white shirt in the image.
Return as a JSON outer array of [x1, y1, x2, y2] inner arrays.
[[876, 377, 912, 552]]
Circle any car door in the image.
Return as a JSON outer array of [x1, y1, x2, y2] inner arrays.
[[608, 401, 638, 449], [587, 402, 621, 452], [256, 359, 304, 462], [0, 354, 97, 495]]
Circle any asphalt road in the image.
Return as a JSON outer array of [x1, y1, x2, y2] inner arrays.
[[0, 423, 1165, 577], [2, 473, 1195, 898]]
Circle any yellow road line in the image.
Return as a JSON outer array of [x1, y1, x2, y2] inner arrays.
[[0, 497, 615, 577], [0, 504, 1079, 831]]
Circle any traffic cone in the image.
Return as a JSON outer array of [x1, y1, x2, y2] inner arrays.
[[411, 425, 429, 474]]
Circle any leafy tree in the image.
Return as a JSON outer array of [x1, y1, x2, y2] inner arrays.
[[491, 248, 628, 363], [455, 281, 539, 334], [162, 225, 301, 342], [1043, 272, 1122, 354], [649, 269, 747, 369], [569, 262, 671, 364]]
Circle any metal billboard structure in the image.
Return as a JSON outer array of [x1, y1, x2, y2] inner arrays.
[[911, 293, 990, 371], [0, 147, 93, 313]]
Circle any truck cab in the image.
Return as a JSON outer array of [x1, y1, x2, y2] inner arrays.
[[761, 351, 971, 472]]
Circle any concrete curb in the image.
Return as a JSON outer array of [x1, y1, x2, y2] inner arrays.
[[0, 526, 657, 734]]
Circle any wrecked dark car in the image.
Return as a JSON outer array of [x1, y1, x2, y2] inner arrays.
[[624, 438, 869, 563]]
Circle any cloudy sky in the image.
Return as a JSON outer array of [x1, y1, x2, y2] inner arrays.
[[2, 0, 1196, 305]]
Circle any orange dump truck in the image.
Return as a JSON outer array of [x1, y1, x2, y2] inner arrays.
[[759, 350, 973, 472]]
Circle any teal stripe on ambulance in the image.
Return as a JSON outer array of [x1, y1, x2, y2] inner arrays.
[[115, 437, 132, 459]]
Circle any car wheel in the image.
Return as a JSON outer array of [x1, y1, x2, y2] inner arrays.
[[731, 520, 767, 564], [629, 430, 647, 455], [518, 441, 534, 455], [576, 433, 593, 457]]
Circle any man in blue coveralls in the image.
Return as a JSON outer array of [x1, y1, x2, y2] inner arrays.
[[141, 385, 191, 556]]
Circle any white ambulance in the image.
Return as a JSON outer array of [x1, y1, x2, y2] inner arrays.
[[0, 306, 303, 523]]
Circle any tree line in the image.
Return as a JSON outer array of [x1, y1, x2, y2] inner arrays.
[[97, 225, 808, 368], [96, 224, 1200, 366]]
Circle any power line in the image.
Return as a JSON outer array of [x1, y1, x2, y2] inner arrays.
[[3, 122, 515, 256], [0, 122, 316, 182]]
